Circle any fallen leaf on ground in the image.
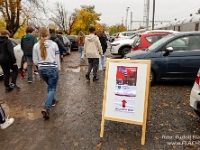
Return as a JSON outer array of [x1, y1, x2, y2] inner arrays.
[[187, 144, 196, 148], [96, 141, 103, 148], [162, 103, 169, 107], [74, 142, 78, 147], [184, 93, 190, 97]]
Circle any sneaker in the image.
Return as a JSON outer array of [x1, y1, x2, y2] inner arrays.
[[5, 87, 13, 93], [93, 76, 99, 81], [51, 99, 59, 107], [85, 74, 90, 80], [28, 80, 33, 83], [1, 116, 14, 129], [34, 71, 38, 75], [41, 109, 50, 120], [20, 70, 25, 77], [10, 84, 20, 91]]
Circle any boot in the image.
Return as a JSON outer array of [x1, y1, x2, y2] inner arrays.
[[93, 76, 99, 81]]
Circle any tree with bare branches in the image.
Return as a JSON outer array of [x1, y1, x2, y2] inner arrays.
[[0, 0, 47, 37]]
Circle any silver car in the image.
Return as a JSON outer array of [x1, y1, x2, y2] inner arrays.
[[0, 38, 24, 76]]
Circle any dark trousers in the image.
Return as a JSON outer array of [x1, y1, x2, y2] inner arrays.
[[0, 105, 5, 124], [0, 61, 19, 88], [86, 58, 99, 76]]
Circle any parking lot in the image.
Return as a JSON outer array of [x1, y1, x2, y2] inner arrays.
[[0, 47, 200, 150]]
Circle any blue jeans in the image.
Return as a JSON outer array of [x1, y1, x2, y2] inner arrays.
[[38, 68, 59, 109], [78, 46, 84, 59]]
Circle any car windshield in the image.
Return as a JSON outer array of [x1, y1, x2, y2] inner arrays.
[[132, 35, 140, 46], [128, 35, 136, 39], [148, 34, 175, 51]]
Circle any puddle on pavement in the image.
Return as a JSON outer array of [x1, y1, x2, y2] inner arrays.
[[1, 103, 42, 120], [65, 66, 87, 72]]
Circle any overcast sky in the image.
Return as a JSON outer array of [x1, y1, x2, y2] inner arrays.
[[48, 0, 200, 29]]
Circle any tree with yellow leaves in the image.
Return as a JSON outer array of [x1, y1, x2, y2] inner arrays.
[[72, 5, 101, 35]]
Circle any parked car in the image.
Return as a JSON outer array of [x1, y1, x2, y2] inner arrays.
[[108, 33, 118, 42], [114, 31, 137, 41], [131, 30, 178, 51], [125, 31, 200, 83], [0, 38, 24, 76], [110, 35, 136, 57], [67, 35, 78, 50], [62, 35, 71, 55], [190, 69, 200, 117], [111, 30, 177, 57]]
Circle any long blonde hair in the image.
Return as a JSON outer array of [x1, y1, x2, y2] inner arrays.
[[76, 31, 85, 44], [38, 27, 49, 60]]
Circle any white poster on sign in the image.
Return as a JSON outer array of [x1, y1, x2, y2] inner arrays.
[[114, 96, 135, 113]]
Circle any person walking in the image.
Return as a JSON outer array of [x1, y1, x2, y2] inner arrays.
[[0, 102, 14, 129], [75, 31, 85, 62], [33, 27, 60, 120], [84, 26, 103, 81], [56, 30, 66, 62], [20, 26, 38, 82], [49, 29, 66, 63], [95, 30, 107, 70], [0, 29, 20, 93]]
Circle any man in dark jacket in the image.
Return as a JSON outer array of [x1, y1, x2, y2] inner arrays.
[[0, 30, 20, 93], [49, 29, 66, 62], [21, 26, 38, 83]]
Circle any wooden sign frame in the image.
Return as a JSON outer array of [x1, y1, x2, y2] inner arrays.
[[100, 58, 151, 145]]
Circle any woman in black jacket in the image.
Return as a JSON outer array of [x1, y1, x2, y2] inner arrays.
[[95, 30, 108, 70]]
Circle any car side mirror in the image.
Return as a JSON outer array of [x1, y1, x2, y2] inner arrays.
[[166, 47, 173, 52], [163, 47, 173, 56]]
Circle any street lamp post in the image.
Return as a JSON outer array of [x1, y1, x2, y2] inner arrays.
[[152, 0, 155, 30], [125, 7, 130, 30]]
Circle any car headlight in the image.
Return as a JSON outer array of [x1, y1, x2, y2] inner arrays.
[[111, 43, 120, 46]]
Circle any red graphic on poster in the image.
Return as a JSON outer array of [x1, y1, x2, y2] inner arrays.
[[116, 66, 137, 86], [122, 100, 127, 108]]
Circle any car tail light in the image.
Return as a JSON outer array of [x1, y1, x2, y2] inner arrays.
[[195, 75, 200, 85], [115, 36, 120, 38]]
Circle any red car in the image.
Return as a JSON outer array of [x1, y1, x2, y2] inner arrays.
[[131, 31, 176, 51]]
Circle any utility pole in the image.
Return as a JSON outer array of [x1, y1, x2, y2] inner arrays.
[[146, 0, 150, 30], [130, 12, 132, 30], [152, 0, 155, 30], [125, 7, 130, 30]]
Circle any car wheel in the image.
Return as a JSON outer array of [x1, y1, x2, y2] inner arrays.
[[150, 70, 155, 84], [194, 109, 200, 117], [121, 47, 131, 57]]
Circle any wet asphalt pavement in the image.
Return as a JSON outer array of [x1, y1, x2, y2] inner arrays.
[[0, 45, 200, 150]]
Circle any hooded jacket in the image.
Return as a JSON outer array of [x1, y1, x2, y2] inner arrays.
[[0, 36, 16, 64], [32, 40, 60, 70], [21, 34, 37, 56], [49, 33, 66, 51], [84, 34, 103, 58]]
